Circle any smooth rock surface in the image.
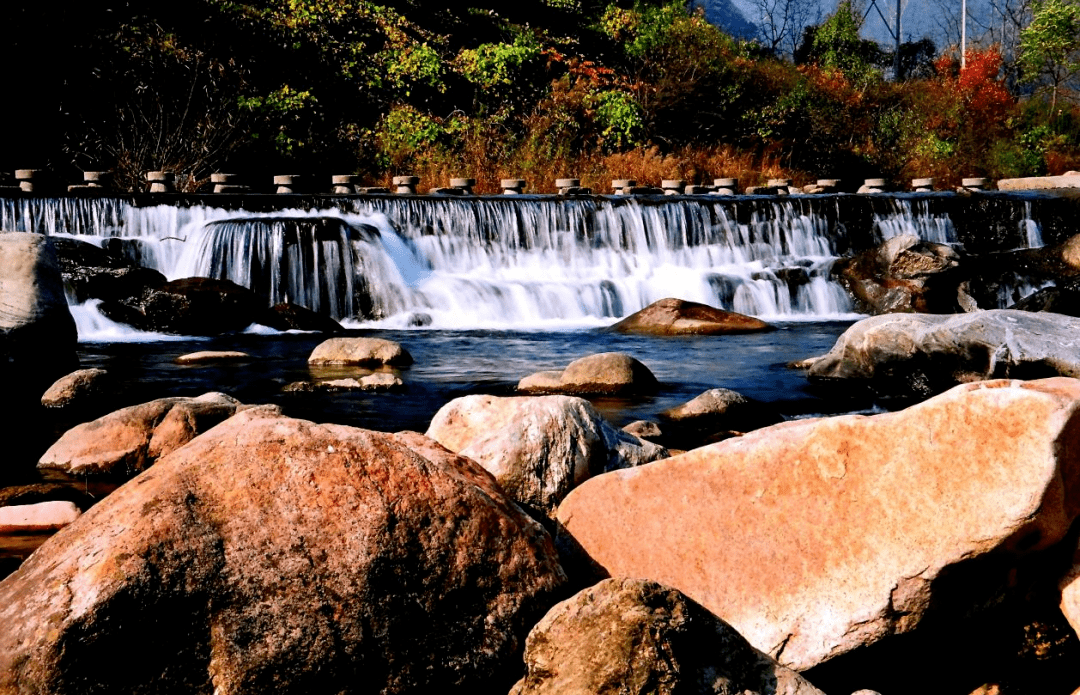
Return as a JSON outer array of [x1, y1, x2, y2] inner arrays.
[[0, 501, 81, 534], [0, 408, 567, 693], [40, 368, 110, 409], [610, 298, 772, 335], [426, 395, 667, 515], [38, 393, 248, 478], [0, 232, 78, 379], [308, 337, 413, 366], [518, 353, 658, 396], [807, 310, 1080, 400], [510, 578, 824, 695], [175, 351, 251, 364], [556, 378, 1080, 671]]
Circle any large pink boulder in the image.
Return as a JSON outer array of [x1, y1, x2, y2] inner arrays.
[[556, 378, 1080, 671], [1, 408, 567, 693]]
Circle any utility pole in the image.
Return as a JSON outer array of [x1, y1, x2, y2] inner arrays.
[[865, 0, 905, 79], [961, 0, 967, 68]]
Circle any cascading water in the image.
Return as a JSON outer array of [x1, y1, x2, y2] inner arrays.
[[0, 193, 1061, 329]]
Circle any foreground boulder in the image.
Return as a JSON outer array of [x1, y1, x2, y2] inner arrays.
[[38, 393, 247, 479], [426, 395, 667, 515], [511, 578, 824, 695], [832, 234, 965, 314], [308, 337, 413, 366], [807, 310, 1080, 401], [0, 408, 567, 694], [556, 378, 1080, 671], [98, 276, 261, 335], [610, 298, 772, 335], [518, 353, 658, 396]]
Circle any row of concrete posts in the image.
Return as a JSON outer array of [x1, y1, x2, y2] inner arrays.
[[5, 169, 994, 195]]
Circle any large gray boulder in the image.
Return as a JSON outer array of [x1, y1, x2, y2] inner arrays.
[[1, 408, 567, 694], [426, 395, 668, 515], [0, 232, 78, 382], [510, 578, 824, 695], [806, 310, 1080, 401]]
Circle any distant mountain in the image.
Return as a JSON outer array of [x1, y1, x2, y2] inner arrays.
[[689, 0, 758, 40]]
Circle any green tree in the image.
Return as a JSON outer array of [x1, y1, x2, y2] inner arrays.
[[1020, 0, 1080, 112], [806, 0, 883, 85]]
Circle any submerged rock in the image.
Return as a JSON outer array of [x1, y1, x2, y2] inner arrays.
[[610, 298, 772, 335], [658, 387, 783, 447], [308, 337, 413, 366], [556, 378, 1080, 671], [0, 408, 567, 693], [38, 392, 249, 479], [426, 395, 667, 516], [518, 352, 658, 396], [284, 373, 404, 392], [807, 310, 1080, 401], [175, 351, 251, 365], [510, 578, 824, 695]]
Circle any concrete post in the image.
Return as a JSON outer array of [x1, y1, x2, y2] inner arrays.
[[393, 175, 420, 194], [661, 179, 685, 195], [332, 175, 359, 194], [911, 177, 935, 192], [501, 178, 526, 194], [711, 178, 738, 195], [147, 171, 176, 193]]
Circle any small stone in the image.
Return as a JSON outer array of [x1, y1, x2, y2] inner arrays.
[[41, 368, 110, 408], [175, 351, 251, 365]]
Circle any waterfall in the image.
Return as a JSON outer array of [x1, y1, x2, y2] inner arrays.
[[0, 193, 1058, 328]]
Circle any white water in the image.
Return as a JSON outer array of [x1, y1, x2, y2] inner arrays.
[[71, 300, 202, 342], [0, 194, 1042, 329]]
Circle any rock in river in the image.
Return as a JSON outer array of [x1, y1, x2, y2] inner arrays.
[[308, 337, 413, 366], [807, 309, 1080, 401], [556, 378, 1080, 671], [426, 395, 667, 515], [609, 297, 772, 335], [518, 352, 658, 396], [0, 408, 567, 694]]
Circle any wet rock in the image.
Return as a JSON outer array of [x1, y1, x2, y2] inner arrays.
[[426, 395, 667, 516], [175, 351, 251, 365], [807, 310, 1080, 401], [833, 234, 965, 314], [658, 388, 783, 447], [38, 393, 249, 479], [98, 277, 262, 335], [518, 353, 658, 396], [0, 501, 80, 534], [610, 298, 773, 335], [40, 368, 111, 409], [1008, 282, 1080, 317], [308, 337, 414, 366], [556, 378, 1080, 671], [622, 419, 664, 444], [283, 373, 404, 392], [0, 408, 567, 693], [254, 302, 344, 333], [510, 578, 824, 695]]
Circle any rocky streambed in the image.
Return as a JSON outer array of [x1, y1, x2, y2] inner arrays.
[[9, 231, 1080, 693]]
